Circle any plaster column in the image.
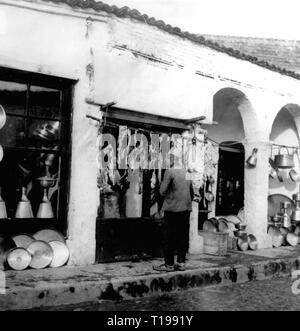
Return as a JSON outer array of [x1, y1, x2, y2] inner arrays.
[[66, 81, 100, 266], [183, 127, 205, 254], [244, 140, 272, 249], [189, 201, 204, 254]]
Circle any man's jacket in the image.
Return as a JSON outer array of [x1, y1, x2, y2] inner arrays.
[[160, 168, 194, 212]]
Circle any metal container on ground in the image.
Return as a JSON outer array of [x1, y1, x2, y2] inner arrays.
[[247, 234, 258, 250]]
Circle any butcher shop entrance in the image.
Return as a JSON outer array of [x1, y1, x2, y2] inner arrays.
[[95, 107, 191, 263]]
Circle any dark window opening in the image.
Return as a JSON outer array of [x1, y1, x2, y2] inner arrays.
[[216, 142, 244, 216], [0, 67, 74, 236]]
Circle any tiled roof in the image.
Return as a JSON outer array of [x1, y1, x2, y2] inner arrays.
[[202, 34, 300, 76], [36, 0, 300, 80]]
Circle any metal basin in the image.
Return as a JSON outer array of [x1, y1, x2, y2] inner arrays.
[[6, 247, 31, 271], [27, 240, 53, 269]]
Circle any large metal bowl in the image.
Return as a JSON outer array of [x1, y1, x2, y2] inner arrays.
[[12, 234, 35, 249], [247, 234, 258, 250], [218, 218, 229, 233], [286, 233, 299, 247], [203, 219, 217, 232], [27, 240, 53, 269], [6, 247, 31, 271], [33, 229, 65, 244], [49, 241, 69, 268], [237, 235, 249, 251]]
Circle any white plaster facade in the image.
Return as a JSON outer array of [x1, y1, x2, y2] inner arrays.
[[1, 0, 300, 264]]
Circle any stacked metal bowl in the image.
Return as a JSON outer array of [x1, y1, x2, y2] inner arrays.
[[3, 229, 69, 271]]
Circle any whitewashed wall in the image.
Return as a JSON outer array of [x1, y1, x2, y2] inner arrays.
[[1, 0, 300, 261]]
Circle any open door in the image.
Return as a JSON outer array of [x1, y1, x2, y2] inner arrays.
[[216, 142, 244, 216]]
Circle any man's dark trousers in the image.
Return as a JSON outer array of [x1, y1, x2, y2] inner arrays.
[[163, 210, 190, 266]]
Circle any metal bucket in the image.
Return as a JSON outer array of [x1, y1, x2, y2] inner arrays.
[[274, 147, 295, 169]]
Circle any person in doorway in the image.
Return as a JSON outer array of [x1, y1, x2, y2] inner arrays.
[[153, 154, 194, 272]]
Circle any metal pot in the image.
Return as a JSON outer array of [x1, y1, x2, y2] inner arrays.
[[235, 223, 247, 231], [286, 233, 299, 246], [234, 230, 247, 237], [269, 158, 283, 182], [268, 226, 284, 247], [274, 147, 295, 169], [237, 235, 249, 251], [289, 168, 300, 182], [205, 181, 214, 203], [279, 227, 289, 245], [218, 218, 229, 233], [247, 234, 258, 250], [203, 218, 218, 232]]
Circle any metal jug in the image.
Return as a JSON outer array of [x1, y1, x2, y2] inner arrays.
[[15, 187, 34, 219], [246, 148, 258, 167], [274, 147, 295, 169], [37, 189, 54, 219]]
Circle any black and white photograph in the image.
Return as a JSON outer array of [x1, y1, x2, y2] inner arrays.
[[0, 0, 300, 316]]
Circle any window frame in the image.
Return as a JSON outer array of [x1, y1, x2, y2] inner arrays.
[[0, 66, 74, 237]]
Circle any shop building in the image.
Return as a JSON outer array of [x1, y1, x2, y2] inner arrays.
[[1, 0, 300, 266]]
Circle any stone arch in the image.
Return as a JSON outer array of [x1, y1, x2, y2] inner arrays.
[[204, 86, 261, 143], [269, 103, 300, 198], [269, 103, 300, 144]]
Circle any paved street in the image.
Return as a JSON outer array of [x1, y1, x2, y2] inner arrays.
[[37, 276, 300, 311]]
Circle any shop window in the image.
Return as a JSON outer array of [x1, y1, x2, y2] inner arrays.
[[0, 69, 73, 235]]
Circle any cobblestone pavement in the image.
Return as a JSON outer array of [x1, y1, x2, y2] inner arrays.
[[38, 276, 300, 311]]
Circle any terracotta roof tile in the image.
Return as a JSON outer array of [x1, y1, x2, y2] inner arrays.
[[34, 0, 300, 80]]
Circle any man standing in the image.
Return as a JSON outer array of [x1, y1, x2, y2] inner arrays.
[[153, 156, 194, 272]]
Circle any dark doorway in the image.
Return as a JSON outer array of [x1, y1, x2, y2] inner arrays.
[[216, 142, 244, 216]]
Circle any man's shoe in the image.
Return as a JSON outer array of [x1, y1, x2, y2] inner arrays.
[[175, 263, 186, 271], [153, 264, 175, 272]]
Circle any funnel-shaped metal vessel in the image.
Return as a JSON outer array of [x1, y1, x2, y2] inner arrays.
[[15, 187, 34, 219]]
